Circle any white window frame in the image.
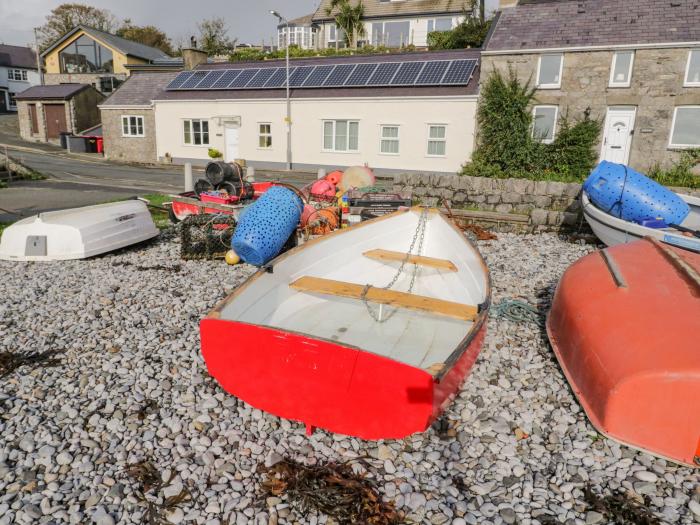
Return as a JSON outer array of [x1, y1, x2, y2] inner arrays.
[[532, 105, 559, 144], [427, 17, 453, 33], [426, 124, 447, 157], [668, 106, 700, 149], [121, 115, 145, 138], [322, 120, 359, 153], [536, 54, 563, 89], [258, 122, 272, 149], [684, 49, 700, 87], [379, 124, 400, 155], [183, 118, 210, 146], [8, 92, 17, 108], [8, 69, 28, 81], [609, 51, 635, 88]]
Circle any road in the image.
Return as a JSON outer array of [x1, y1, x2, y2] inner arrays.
[[0, 115, 316, 222]]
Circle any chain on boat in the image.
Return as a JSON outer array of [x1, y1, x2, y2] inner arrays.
[[361, 208, 429, 323]]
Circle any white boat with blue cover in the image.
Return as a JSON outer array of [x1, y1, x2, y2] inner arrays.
[[582, 191, 700, 253]]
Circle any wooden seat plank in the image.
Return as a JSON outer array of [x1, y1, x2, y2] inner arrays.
[[363, 249, 458, 272], [290, 276, 477, 321]]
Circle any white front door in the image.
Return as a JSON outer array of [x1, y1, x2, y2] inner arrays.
[[601, 107, 636, 164], [224, 125, 240, 162]]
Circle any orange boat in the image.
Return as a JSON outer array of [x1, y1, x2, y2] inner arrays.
[[547, 237, 700, 468]]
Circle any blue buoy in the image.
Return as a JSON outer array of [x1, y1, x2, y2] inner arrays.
[[583, 161, 689, 225], [232, 186, 302, 266]]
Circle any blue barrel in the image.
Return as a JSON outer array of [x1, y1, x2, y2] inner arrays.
[[583, 161, 689, 224], [232, 186, 302, 266]]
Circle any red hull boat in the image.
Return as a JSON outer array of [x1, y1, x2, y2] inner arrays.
[[547, 237, 700, 467], [201, 209, 491, 439]]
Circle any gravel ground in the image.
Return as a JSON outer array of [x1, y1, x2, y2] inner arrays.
[[0, 230, 698, 525]]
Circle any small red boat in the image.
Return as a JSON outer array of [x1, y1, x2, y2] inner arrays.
[[201, 208, 491, 439], [547, 237, 700, 467]]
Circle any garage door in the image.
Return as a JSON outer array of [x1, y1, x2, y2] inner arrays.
[[44, 104, 68, 139]]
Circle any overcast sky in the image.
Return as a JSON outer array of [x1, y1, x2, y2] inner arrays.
[[0, 0, 321, 48]]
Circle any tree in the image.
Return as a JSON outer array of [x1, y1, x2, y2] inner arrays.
[[197, 17, 237, 56], [117, 20, 174, 55], [428, 0, 491, 50], [326, 0, 366, 49], [38, 3, 116, 51]]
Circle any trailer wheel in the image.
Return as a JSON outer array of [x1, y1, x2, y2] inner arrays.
[[167, 205, 180, 224]]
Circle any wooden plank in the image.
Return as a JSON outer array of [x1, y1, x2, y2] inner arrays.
[[168, 194, 242, 213], [363, 249, 458, 272], [439, 207, 530, 224], [290, 276, 478, 321]]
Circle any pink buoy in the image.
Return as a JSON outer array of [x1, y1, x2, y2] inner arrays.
[[326, 171, 343, 186], [310, 179, 337, 199], [300, 204, 316, 227]]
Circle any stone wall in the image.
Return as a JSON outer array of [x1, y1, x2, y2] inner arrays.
[[101, 108, 157, 164], [393, 173, 700, 231], [44, 73, 127, 95], [481, 48, 700, 172]]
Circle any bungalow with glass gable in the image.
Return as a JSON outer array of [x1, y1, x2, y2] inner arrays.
[[483, 0, 700, 172], [146, 49, 480, 175]]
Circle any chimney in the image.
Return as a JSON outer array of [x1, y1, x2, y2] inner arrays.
[[182, 47, 208, 71], [499, 0, 518, 8]]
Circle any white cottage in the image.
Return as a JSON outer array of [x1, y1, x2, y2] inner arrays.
[[0, 45, 40, 112]]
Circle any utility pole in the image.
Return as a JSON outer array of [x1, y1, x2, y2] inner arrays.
[[33, 27, 44, 85], [270, 10, 292, 171]]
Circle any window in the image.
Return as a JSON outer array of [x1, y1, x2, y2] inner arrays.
[[183, 119, 210, 146], [8, 69, 28, 81], [121, 115, 145, 137], [427, 125, 447, 156], [372, 20, 411, 47], [427, 18, 453, 33], [380, 125, 399, 154], [328, 25, 346, 48], [8, 93, 16, 107], [685, 50, 700, 87], [258, 123, 272, 148], [609, 51, 634, 87], [537, 54, 563, 89], [100, 77, 122, 93], [532, 106, 558, 143], [59, 35, 114, 74], [323, 120, 359, 152], [669, 106, 700, 148]]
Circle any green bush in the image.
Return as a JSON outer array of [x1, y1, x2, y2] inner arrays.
[[427, 18, 491, 50], [647, 149, 700, 189], [228, 44, 415, 62], [208, 148, 223, 159], [462, 68, 602, 182]]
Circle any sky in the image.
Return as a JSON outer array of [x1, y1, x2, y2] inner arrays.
[[0, 0, 321, 48]]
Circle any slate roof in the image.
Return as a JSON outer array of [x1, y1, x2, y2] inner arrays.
[[486, 0, 700, 52], [100, 71, 179, 107], [283, 13, 316, 27], [156, 49, 480, 101], [41, 26, 170, 62], [313, 0, 470, 22], [0, 44, 38, 69], [15, 84, 90, 100]]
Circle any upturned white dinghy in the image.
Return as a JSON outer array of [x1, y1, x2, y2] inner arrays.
[[0, 200, 159, 261], [582, 191, 700, 253], [201, 208, 491, 439]]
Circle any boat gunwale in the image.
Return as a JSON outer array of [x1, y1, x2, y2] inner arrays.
[[205, 207, 492, 379]]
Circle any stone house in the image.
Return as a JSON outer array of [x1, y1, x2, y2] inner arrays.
[[99, 71, 178, 163], [41, 25, 170, 95], [483, 0, 700, 172], [312, 0, 469, 49], [15, 84, 104, 144], [0, 44, 41, 112]]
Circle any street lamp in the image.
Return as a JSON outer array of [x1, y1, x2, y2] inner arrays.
[[270, 10, 292, 171]]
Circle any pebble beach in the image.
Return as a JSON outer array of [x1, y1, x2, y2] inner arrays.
[[1, 230, 698, 525]]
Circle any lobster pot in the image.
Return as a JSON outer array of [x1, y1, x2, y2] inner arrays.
[[232, 186, 302, 266], [583, 161, 690, 224], [205, 161, 243, 186]]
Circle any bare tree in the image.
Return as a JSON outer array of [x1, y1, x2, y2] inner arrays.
[[38, 3, 116, 50]]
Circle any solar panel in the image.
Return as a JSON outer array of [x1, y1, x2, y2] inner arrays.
[[366, 63, 400, 85], [229, 68, 260, 88], [323, 64, 356, 87], [195, 70, 226, 89], [180, 70, 209, 89], [289, 66, 315, 87], [391, 62, 426, 86], [167, 71, 194, 89], [247, 68, 277, 88], [344, 63, 378, 86], [415, 61, 450, 85], [302, 65, 335, 87], [213, 69, 241, 89], [442, 59, 477, 85], [265, 67, 294, 88]]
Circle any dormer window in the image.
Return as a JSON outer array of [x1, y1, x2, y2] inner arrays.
[[609, 51, 634, 87], [59, 35, 114, 74], [685, 50, 700, 87], [537, 54, 563, 89]]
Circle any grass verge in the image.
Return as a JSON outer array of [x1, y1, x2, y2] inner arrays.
[[141, 193, 173, 230]]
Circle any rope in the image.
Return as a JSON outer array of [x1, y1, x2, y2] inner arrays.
[[492, 299, 543, 325]]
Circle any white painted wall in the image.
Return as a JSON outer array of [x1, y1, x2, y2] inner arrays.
[[154, 95, 477, 173], [0, 67, 40, 110]]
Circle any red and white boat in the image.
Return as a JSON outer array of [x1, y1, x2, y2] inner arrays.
[[547, 237, 700, 467], [201, 208, 491, 439]]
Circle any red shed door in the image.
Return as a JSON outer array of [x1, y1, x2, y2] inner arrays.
[[44, 104, 67, 139]]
